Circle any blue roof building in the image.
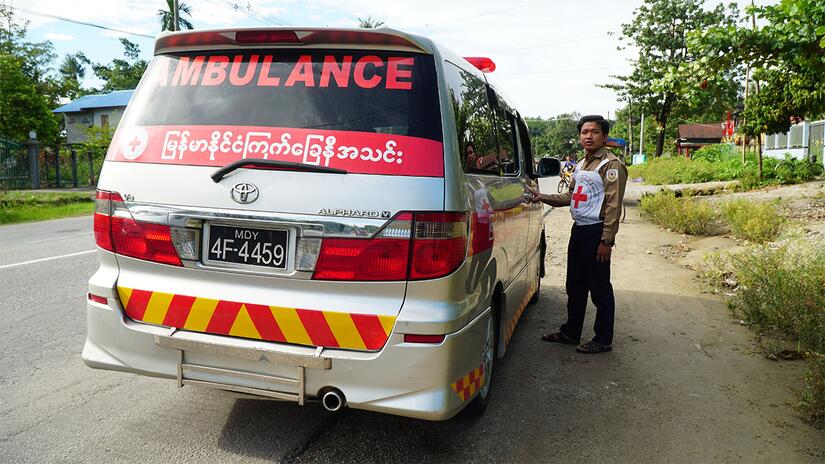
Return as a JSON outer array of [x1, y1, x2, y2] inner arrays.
[[53, 90, 134, 144]]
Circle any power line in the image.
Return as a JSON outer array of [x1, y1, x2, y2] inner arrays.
[[6, 5, 154, 39], [202, 0, 291, 27]]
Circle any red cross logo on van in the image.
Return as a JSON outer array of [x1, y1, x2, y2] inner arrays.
[[121, 128, 148, 160]]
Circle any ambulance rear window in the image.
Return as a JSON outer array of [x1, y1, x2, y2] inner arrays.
[[110, 50, 444, 177]]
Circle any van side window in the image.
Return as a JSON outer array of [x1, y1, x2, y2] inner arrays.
[[443, 62, 499, 175], [494, 107, 519, 176], [515, 118, 534, 177]]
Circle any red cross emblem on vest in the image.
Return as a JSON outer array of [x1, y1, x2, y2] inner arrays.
[[572, 185, 589, 208]]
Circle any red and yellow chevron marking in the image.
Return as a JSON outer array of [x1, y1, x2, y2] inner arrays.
[[504, 279, 537, 347], [117, 287, 396, 351], [451, 363, 485, 401]]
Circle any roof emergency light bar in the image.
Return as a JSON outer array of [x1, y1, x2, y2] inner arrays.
[[155, 28, 430, 55], [463, 57, 496, 73]]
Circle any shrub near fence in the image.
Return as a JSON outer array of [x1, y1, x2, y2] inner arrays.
[[38, 145, 106, 188]]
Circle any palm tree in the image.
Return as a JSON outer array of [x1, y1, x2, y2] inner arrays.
[[357, 16, 385, 29], [59, 52, 89, 81], [158, 0, 194, 31]]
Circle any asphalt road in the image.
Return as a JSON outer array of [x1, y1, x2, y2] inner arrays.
[[2, 182, 823, 463]]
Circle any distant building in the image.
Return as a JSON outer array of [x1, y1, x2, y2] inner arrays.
[[676, 123, 723, 157], [763, 119, 824, 164], [52, 90, 134, 144]]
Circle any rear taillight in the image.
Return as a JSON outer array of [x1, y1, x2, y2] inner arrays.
[[313, 213, 412, 281], [312, 212, 468, 282], [409, 212, 468, 280], [94, 189, 182, 266]]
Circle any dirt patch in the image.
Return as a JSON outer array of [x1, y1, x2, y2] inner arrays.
[[534, 182, 825, 460]]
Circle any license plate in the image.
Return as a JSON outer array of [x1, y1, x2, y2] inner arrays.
[[205, 224, 289, 270]]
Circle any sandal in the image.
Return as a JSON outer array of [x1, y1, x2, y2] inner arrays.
[[541, 331, 580, 345], [576, 340, 613, 354]]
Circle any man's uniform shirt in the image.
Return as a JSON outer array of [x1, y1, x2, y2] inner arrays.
[[544, 147, 628, 243]]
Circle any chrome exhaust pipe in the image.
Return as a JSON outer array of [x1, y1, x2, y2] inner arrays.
[[321, 389, 345, 412]]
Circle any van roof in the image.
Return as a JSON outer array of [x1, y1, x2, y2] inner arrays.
[[154, 27, 436, 56]]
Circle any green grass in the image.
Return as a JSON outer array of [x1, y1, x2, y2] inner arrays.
[[702, 239, 825, 427], [628, 155, 743, 185], [719, 199, 785, 243], [0, 191, 94, 224], [628, 144, 823, 188], [640, 190, 718, 235]]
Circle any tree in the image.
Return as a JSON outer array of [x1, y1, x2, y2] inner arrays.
[[526, 114, 581, 158], [58, 52, 91, 100], [0, 5, 59, 142], [158, 0, 194, 31], [688, 0, 825, 137], [357, 16, 385, 28], [603, 0, 739, 157], [0, 55, 58, 142], [91, 39, 148, 92]]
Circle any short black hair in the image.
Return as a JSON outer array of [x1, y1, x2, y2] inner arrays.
[[577, 115, 610, 135]]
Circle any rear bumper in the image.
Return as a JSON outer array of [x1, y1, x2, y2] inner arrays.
[[82, 294, 489, 421]]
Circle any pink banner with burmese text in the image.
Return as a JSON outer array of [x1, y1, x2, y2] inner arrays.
[[107, 125, 444, 177]]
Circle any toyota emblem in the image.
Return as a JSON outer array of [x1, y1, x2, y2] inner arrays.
[[231, 182, 259, 204]]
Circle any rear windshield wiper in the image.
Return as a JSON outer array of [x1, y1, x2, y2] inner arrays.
[[211, 159, 348, 183]]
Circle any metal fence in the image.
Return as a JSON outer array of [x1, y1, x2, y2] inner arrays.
[[0, 138, 29, 190], [0, 134, 107, 190], [38, 145, 106, 189]]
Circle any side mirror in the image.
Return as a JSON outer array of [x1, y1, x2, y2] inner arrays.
[[537, 157, 561, 177]]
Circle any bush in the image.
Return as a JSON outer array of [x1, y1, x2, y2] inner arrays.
[[628, 147, 823, 188], [693, 143, 737, 162], [704, 240, 825, 353], [720, 199, 785, 243], [640, 190, 718, 235], [703, 239, 825, 427], [795, 358, 825, 429]]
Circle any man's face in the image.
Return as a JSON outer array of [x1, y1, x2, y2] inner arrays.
[[465, 144, 476, 164], [579, 122, 607, 152]]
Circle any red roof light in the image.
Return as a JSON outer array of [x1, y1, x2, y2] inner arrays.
[[464, 56, 496, 73]]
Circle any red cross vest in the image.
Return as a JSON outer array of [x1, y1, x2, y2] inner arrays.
[[570, 158, 611, 226]]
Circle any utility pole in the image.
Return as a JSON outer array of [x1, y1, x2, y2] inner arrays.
[[628, 98, 634, 160], [172, 0, 179, 32], [639, 113, 645, 157]]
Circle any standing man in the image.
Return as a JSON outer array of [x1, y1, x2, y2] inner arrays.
[[530, 115, 627, 354]]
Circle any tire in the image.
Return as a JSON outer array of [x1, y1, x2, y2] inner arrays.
[[529, 236, 545, 305], [466, 303, 499, 416], [557, 176, 567, 193]]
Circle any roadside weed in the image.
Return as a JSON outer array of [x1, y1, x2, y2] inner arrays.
[[720, 199, 785, 243], [702, 239, 825, 428], [640, 190, 718, 235], [795, 358, 825, 429]]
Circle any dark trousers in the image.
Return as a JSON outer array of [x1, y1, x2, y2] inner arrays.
[[560, 223, 615, 345]]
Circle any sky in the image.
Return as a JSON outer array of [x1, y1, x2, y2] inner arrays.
[[10, 0, 774, 119]]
